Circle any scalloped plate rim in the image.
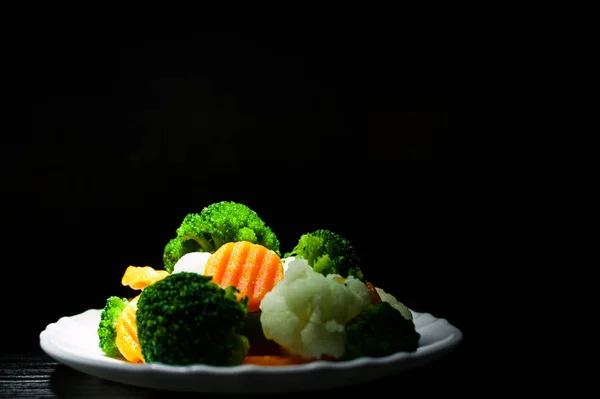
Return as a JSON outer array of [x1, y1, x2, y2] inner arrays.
[[39, 308, 463, 393]]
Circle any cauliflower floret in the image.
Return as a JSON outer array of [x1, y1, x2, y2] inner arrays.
[[172, 252, 212, 275], [375, 287, 413, 321], [259, 258, 371, 360]]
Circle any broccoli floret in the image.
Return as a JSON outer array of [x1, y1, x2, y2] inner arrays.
[[163, 236, 202, 273], [135, 272, 250, 366], [163, 201, 281, 269], [97, 296, 129, 358], [284, 229, 364, 279], [342, 301, 420, 360]]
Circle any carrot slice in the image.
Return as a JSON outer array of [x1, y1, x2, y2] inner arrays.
[[115, 294, 143, 363], [365, 281, 382, 304], [204, 241, 284, 312], [219, 241, 252, 289], [241, 355, 314, 366], [121, 266, 169, 290]]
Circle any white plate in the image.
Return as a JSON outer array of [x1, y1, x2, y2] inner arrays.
[[39, 308, 462, 393]]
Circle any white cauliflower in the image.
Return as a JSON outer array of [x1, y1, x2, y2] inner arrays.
[[375, 287, 413, 320], [259, 258, 371, 360], [172, 252, 212, 275]]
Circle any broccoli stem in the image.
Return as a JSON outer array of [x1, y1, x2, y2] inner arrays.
[[192, 236, 214, 252], [312, 255, 330, 274], [211, 234, 227, 249]]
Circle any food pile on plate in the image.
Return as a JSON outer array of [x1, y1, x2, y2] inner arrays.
[[97, 201, 420, 367]]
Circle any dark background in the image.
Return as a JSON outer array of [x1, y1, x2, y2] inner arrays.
[[1, 3, 467, 390]]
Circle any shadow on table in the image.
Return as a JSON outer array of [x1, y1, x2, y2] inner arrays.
[[49, 350, 467, 398]]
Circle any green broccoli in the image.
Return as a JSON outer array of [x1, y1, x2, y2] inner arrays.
[[163, 201, 281, 270], [135, 272, 250, 366], [163, 236, 202, 273], [342, 301, 420, 360], [97, 296, 129, 357], [284, 229, 364, 279]]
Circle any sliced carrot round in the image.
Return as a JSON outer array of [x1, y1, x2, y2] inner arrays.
[[204, 241, 284, 312], [121, 266, 169, 290], [115, 294, 144, 363], [365, 281, 383, 304]]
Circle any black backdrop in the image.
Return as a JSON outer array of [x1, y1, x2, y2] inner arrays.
[[2, 4, 466, 366]]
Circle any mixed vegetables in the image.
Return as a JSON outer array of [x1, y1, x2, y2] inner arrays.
[[97, 201, 420, 367]]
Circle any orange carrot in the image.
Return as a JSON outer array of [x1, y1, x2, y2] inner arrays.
[[241, 355, 314, 366], [121, 266, 169, 290], [115, 294, 143, 363], [365, 281, 382, 304], [203, 241, 284, 312]]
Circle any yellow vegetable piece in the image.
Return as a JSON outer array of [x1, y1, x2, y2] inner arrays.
[[115, 294, 143, 363], [121, 266, 169, 290]]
